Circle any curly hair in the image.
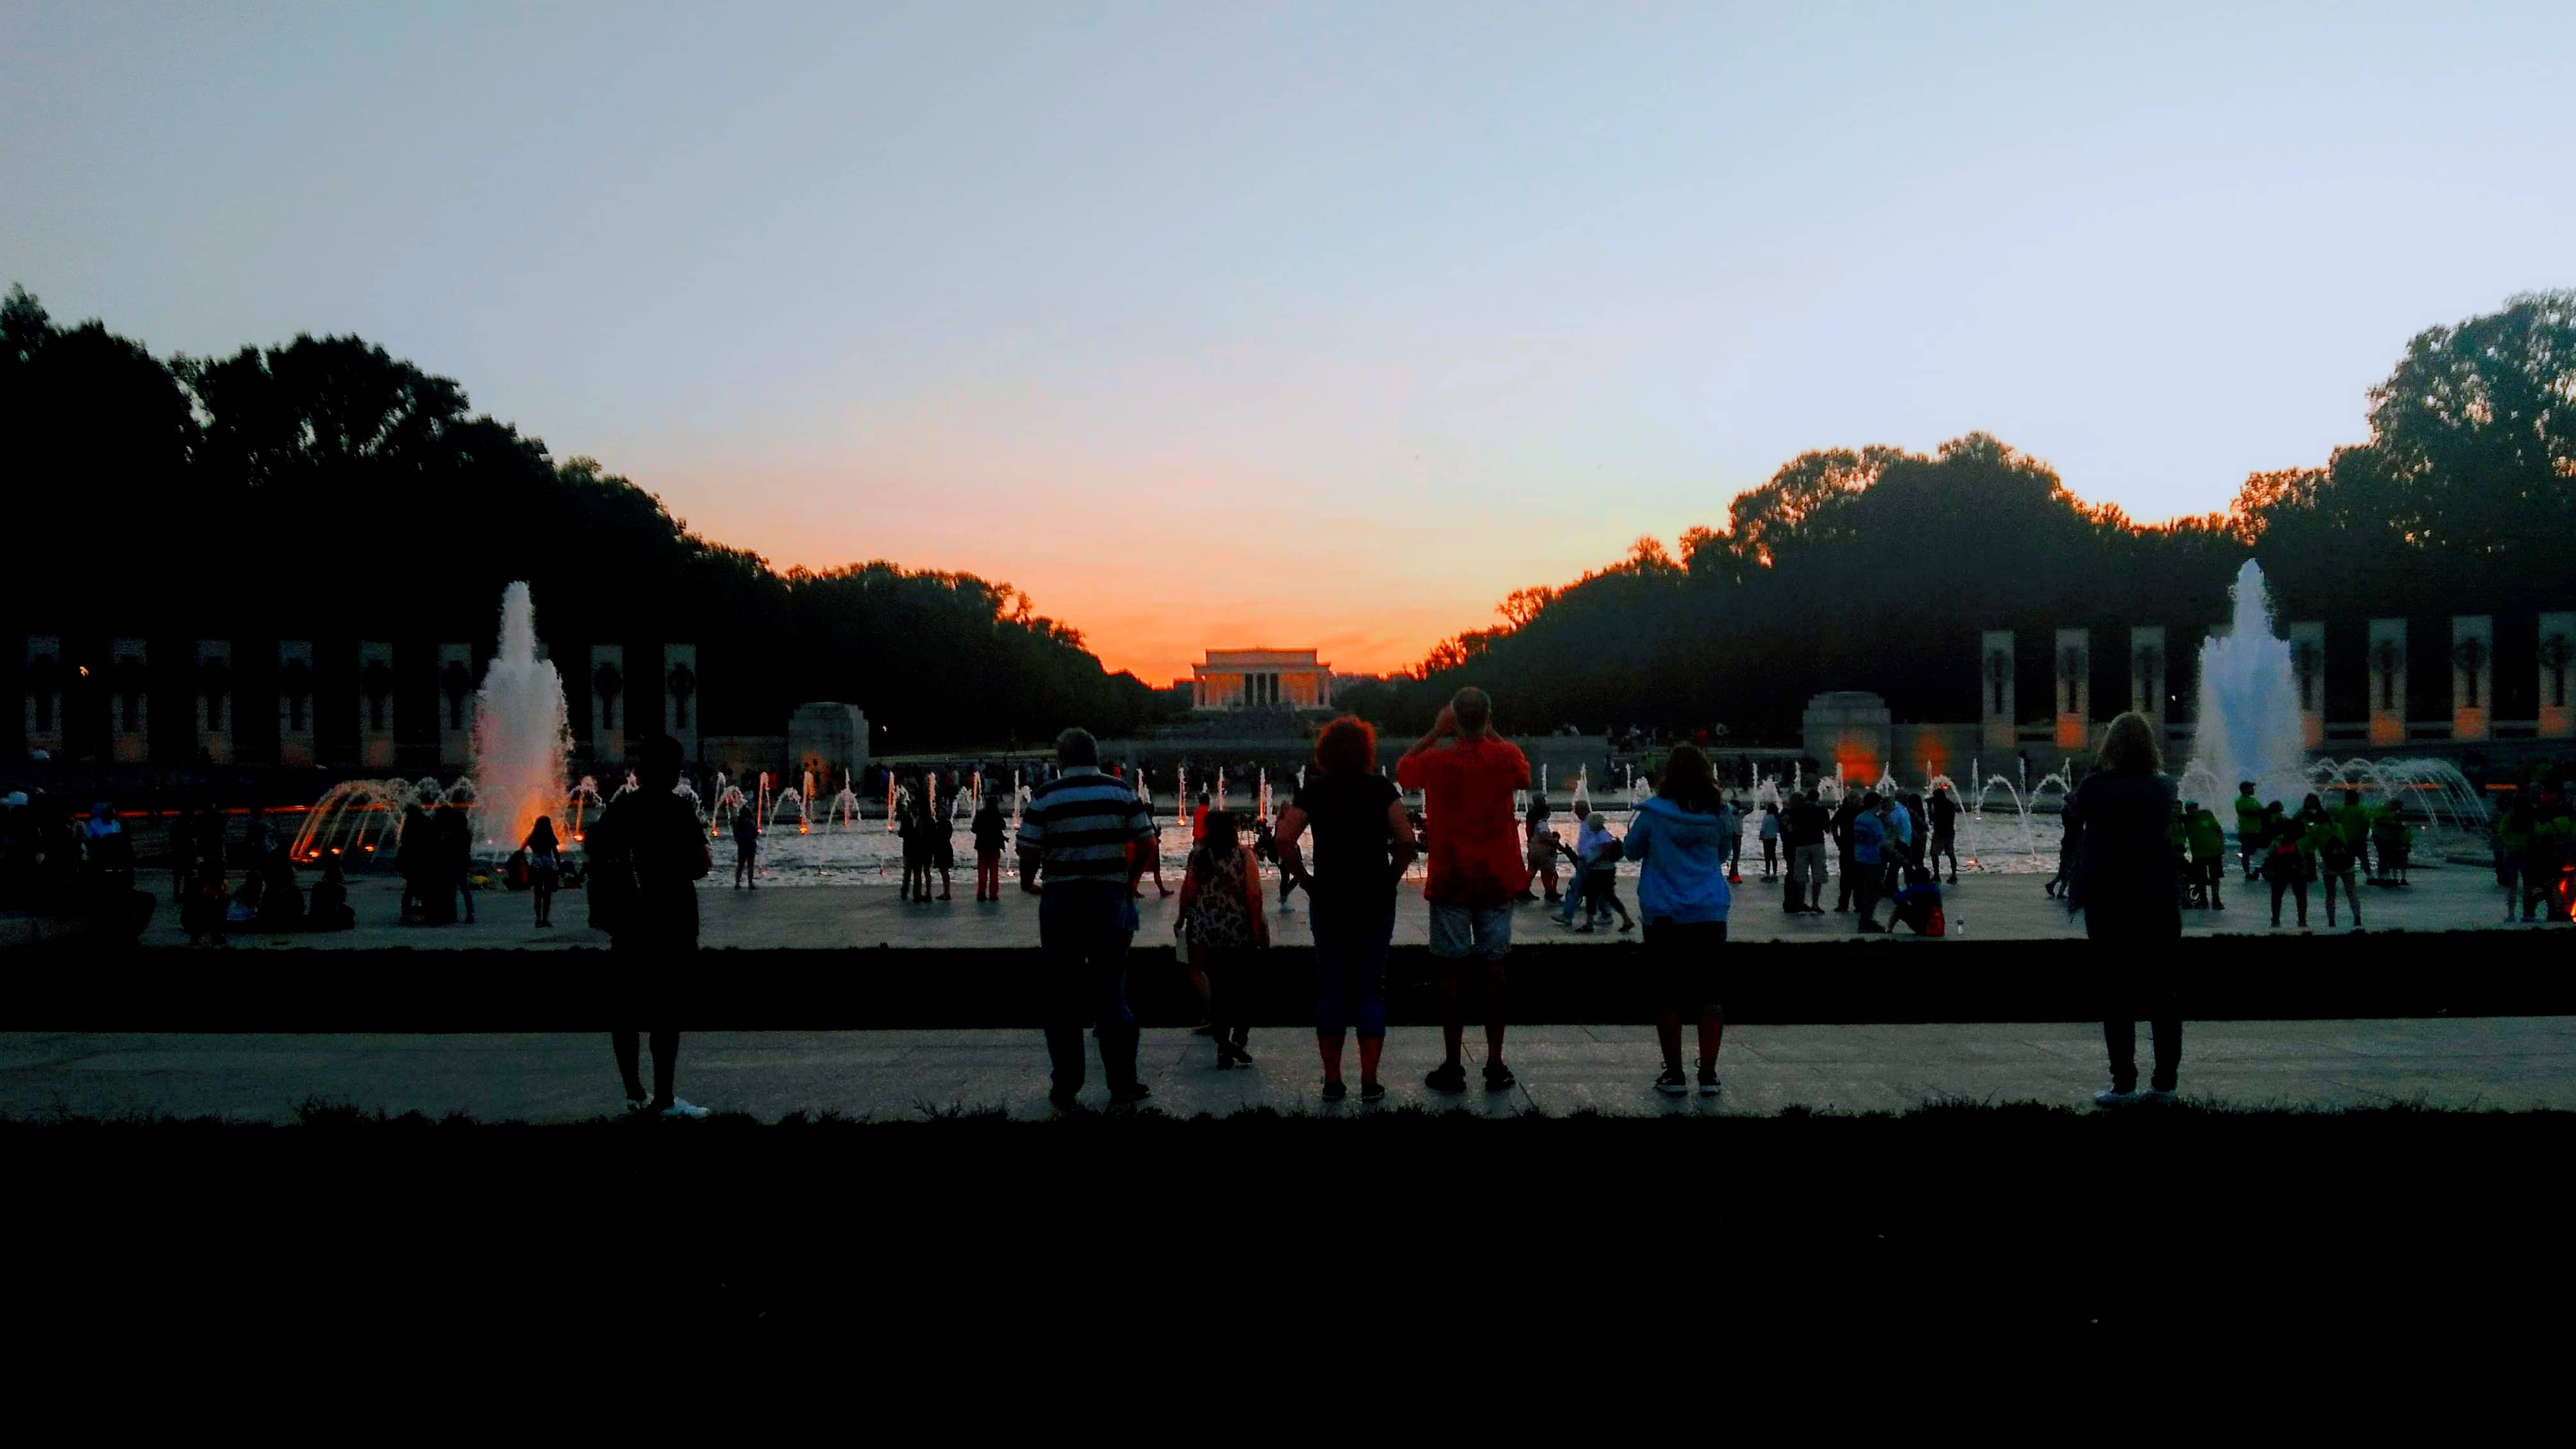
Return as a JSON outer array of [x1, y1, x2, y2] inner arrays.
[[1314, 716, 1377, 776], [2097, 711, 2163, 775]]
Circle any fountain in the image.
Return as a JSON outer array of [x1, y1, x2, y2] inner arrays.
[[470, 582, 573, 855], [2191, 560, 2310, 805]]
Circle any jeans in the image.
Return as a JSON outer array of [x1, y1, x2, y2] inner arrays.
[[1835, 848, 1858, 909], [2270, 875, 2308, 926], [1311, 895, 1393, 1041], [2087, 912, 2182, 1092], [1038, 882, 1141, 1093], [1852, 857, 1887, 926], [1553, 869, 1590, 926]]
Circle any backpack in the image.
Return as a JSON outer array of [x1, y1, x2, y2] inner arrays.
[[1183, 849, 1257, 949]]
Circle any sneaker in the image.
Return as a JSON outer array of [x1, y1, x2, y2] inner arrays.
[[1617, 919, 1635, 934], [1359, 1080, 1386, 1102], [2093, 1085, 2134, 1107], [1483, 1061, 1516, 1092], [1698, 1066, 1721, 1096], [1425, 1062, 1468, 1093], [658, 1098, 710, 1119], [623, 1098, 652, 1116], [1655, 1066, 1689, 1095], [1320, 1078, 1348, 1101], [1108, 1083, 1152, 1107], [1575, 921, 1596, 934], [1048, 1087, 1082, 1110], [1224, 1042, 1255, 1066], [2137, 1086, 2176, 1105]]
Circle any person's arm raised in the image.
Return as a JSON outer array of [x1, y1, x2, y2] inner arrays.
[[1403, 704, 1457, 761]]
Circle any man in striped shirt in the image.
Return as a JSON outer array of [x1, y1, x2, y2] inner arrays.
[[1017, 726, 1157, 1107]]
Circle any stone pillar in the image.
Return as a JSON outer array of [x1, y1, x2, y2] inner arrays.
[[195, 640, 234, 766], [2128, 626, 2168, 728], [663, 643, 699, 762], [2450, 614, 2493, 743], [2052, 627, 2090, 751], [2366, 619, 2406, 746], [437, 642, 474, 769], [1978, 630, 2014, 755], [589, 644, 626, 764], [358, 641, 396, 769], [2287, 621, 2325, 748], [109, 639, 149, 764], [2539, 611, 2575, 739], [278, 641, 316, 768], [23, 635, 63, 758]]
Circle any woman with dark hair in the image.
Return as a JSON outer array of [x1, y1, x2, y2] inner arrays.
[[1176, 808, 1269, 1067], [524, 816, 562, 926], [1623, 743, 1731, 1096], [2065, 711, 2184, 1105], [1278, 716, 1416, 1101]]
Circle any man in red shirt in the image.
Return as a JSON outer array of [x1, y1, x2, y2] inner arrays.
[[1396, 687, 1530, 1093]]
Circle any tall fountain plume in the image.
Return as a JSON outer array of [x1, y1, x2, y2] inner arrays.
[[471, 582, 572, 854], [2191, 560, 2308, 801]]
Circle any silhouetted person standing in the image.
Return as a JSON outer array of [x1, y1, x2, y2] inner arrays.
[[1397, 687, 1531, 1093], [1278, 716, 1414, 1101], [732, 798, 758, 888], [589, 735, 712, 1118], [1019, 727, 1157, 1108], [1830, 791, 1862, 911], [2065, 713, 2184, 1105]]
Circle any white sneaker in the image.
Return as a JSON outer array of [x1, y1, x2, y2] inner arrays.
[[2093, 1085, 2133, 1107], [659, 1098, 710, 1119]]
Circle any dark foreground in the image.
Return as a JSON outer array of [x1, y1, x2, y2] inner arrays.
[[15, 1098, 2569, 1349]]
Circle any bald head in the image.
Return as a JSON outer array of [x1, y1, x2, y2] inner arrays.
[[1450, 687, 1492, 737]]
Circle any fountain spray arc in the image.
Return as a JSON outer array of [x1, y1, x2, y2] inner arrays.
[[470, 582, 573, 855], [2191, 560, 2309, 804]]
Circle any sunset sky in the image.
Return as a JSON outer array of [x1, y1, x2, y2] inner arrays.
[[8, 2, 2572, 685]]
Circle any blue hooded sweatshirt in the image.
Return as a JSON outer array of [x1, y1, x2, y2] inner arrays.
[[1622, 794, 1732, 924]]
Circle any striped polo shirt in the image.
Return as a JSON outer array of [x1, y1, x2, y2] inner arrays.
[[1016, 766, 1154, 885]]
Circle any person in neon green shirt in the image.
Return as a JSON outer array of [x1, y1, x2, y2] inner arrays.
[[2232, 782, 2266, 880], [2332, 789, 2375, 880]]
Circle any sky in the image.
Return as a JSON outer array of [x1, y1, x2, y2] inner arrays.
[[6, 2, 2572, 685]]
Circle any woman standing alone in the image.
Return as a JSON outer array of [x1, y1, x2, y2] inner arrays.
[[2064, 712, 2184, 1104], [1623, 744, 1731, 1096]]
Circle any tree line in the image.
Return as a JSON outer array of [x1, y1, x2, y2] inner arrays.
[[0, 287, 1171, 748], [1344, 291, 2576, 739]]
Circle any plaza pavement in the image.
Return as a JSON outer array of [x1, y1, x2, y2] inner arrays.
[[131, 854, 2545, 952], [6, 1016, 2571, 1123]]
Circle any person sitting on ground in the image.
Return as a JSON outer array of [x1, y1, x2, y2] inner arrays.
[[1176, 808, 1269, 1069], [1623, 743, 1730, 1096], [254, 845, 304, 930], [306, 853, 355, 931]]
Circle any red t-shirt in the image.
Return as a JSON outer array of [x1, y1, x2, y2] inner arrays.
[[1397, 735, 1532, 907]]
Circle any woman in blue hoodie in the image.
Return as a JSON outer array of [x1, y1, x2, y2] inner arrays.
[[1625, 743, 1732, 1096]]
